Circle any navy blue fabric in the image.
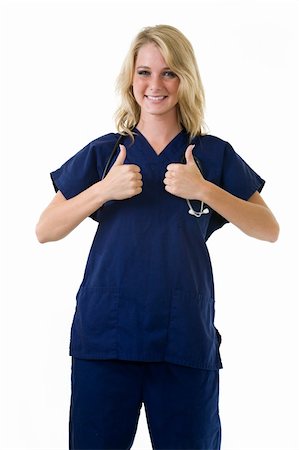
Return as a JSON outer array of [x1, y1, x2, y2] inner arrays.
[[69, 357, 221, 450], [50, 129, 265, 370]]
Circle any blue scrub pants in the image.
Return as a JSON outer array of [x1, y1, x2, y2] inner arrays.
[[69, 357, 221, 450]]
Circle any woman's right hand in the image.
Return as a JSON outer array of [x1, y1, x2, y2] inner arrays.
[[101, 144, 143, 201], [35, 145, 143, 243]]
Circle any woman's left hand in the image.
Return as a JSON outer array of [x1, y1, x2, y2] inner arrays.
[[163, 145, 206, 199]]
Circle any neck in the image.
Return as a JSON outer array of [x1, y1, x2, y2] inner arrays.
[[136, 113, 182, 141]]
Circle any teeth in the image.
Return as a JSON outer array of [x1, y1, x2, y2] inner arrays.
[[146, 96, 165, 101]]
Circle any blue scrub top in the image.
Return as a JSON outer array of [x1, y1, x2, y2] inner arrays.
[[50, 128, 265, 370]]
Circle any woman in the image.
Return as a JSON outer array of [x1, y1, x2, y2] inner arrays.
[[36, 25, 279, 450]]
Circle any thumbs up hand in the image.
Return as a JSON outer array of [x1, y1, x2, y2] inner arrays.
[[163, 145, 206, 200], [101, 144, 143, 201]]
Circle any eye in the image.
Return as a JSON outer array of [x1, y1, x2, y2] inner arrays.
[[137, 70, 151, 76], [162, 71, 177, 78]]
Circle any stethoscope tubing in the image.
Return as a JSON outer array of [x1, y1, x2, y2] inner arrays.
[[101, 134, 123, 181]]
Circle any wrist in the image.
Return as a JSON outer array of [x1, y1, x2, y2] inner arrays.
[[93, 180, 110, 206], [196, 180, 214, 203]]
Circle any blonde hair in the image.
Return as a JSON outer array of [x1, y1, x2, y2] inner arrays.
[[114, 24, 208, 141]]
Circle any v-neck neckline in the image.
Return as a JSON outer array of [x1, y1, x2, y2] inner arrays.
[[133, 127, 187, 160]]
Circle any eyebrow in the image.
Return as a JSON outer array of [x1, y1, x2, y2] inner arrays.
[[136, 66, 171, 70]]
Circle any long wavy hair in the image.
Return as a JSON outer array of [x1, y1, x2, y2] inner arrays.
[[114, 25, 209, 141]]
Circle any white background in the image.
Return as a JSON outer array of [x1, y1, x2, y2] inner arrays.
[[1, 0, 299, 449]]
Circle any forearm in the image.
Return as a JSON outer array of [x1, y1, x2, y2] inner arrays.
[[200, 181, 279, 242], [36, 181, 108, 243]]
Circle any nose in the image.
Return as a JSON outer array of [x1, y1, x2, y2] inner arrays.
[[149, 74, 164, 92]]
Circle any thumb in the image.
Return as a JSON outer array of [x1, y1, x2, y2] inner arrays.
[[185, 145, 196, 165], [113, 144, 126, 166]]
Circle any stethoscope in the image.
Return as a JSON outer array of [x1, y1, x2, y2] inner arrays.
[[101, 133, 209, 218]]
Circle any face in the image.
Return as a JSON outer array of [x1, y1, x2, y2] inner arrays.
[[132, 42, 180, 120]]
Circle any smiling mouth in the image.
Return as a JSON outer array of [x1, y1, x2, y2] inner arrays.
[[145, 95, 167, 102]]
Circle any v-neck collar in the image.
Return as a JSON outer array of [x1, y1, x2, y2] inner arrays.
[[133, 127, 189, 163]]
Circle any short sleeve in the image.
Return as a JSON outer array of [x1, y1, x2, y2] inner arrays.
[[50, 141, 101, 221], [205, 141, 266, 240]]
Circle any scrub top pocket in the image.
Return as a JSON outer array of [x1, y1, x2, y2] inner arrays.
[[70, 285, 119, 359], [165, 288, 223, 370]]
